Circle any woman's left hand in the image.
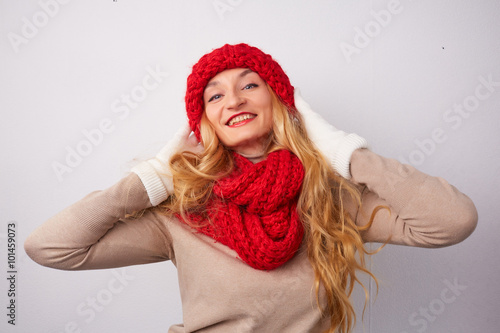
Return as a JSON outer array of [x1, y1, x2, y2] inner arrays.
[[294, 89, 368, 179]]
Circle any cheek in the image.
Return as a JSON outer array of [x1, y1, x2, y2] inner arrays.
[[204, 109, 228, 143], [204, 107, 219, 128], [260, 101, 274, 129]]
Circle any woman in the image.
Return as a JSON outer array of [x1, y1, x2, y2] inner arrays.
[[25, 43, 478, 333]]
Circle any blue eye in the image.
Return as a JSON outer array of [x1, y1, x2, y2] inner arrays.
[[243, 83, 258, 90], [208, 94, 222, 102]]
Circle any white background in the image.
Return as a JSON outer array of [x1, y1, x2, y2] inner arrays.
[[1, 0, 499, 332]]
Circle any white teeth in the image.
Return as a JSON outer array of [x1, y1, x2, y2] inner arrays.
[[228, 114, 256, 126]]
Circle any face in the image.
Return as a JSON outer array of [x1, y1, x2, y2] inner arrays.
[[203, 68, 273, 161]]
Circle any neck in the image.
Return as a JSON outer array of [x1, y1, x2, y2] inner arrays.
[[234, 133, 273, 163], [237, 151, 267, 163]]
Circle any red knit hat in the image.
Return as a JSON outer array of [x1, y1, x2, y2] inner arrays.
[[185, 43, 295, 140]]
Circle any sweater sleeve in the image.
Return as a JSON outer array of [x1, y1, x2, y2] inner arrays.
[[349, 149, 478, 247], [24, 173, 174, 270]]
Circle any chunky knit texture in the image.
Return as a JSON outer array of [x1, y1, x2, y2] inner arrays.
[[177, 150, 305, 270], [185, 43, 295, 140]]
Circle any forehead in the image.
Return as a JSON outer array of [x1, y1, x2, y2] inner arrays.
[[205, 68, 261, 88]]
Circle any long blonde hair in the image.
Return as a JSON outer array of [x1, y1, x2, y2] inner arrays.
[[162, 87, 380, 333]]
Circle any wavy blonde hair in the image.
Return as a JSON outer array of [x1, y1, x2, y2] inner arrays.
[[161, 87, 381, 333]]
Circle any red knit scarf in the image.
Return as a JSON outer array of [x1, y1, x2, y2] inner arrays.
[[177, 150, 305, 270]]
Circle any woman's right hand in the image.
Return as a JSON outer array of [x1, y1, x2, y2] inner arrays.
[[132, 122, 202, 206]]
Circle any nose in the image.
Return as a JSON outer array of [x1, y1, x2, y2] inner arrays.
[[225, 89, 246, 110]]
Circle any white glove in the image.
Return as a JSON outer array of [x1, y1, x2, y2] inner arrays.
[[131, 122, 197, 206], [294, 89, 368, 179]]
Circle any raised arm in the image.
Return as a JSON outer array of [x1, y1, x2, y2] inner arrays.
[[24, 173, 174, 270], [24, 124, 196, 270], [350, 149, 477, 247], [294, 89, 477, 247]]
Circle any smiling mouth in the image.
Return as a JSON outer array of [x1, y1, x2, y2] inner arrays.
[[227, 113, 257, 126]]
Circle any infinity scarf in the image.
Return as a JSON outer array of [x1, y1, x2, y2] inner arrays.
[[178, 150, 305, 270]]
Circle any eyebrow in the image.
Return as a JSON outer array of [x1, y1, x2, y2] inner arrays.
[[204, 69, 255, 89], [239, 69, 254, 77]]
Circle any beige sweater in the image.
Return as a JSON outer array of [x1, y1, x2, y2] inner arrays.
[[24, 149, 478, 332]]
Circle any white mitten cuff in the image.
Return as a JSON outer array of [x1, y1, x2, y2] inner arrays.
[[131, 161, 171, 206], [332, 133, 369, 179]]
